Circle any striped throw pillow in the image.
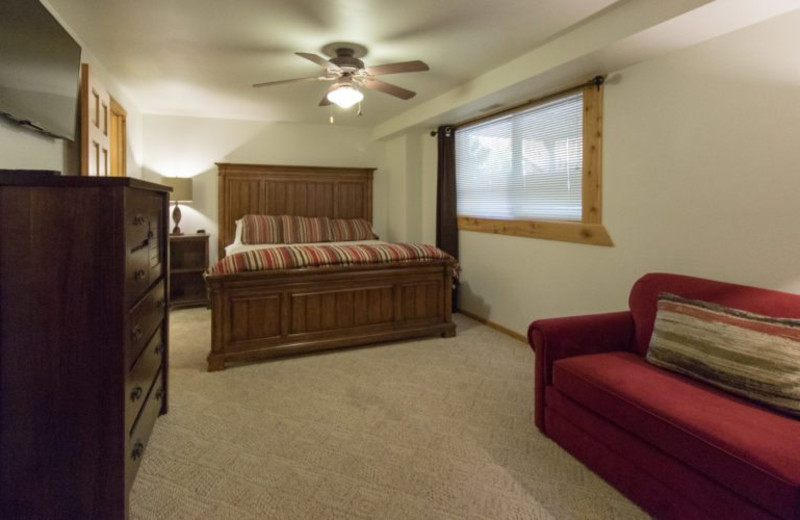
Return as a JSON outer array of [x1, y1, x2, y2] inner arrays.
[[240, 214, 283, 245], [329, 218, 377, 241], [646, 293, 800, 416], [281, 216, 332, 244]]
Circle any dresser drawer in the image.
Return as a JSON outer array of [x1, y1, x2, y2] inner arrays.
[[126, 242, 165, 307], [125, 190, 153, 252], [125, 190, 162, 250], [126, 190, 165, 306], [148, 224, 164, 284], [125, 371, 165, 495], [126, 327, 164, 433], [126, 246, 152, 305], [127, 280, 166, 366]]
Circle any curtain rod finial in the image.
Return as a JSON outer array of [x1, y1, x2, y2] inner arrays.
[[431, 126, 454, 138]]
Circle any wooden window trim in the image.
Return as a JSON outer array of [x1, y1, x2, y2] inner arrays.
[[457, 82, 613, 247], [458, 217, 613, 246]]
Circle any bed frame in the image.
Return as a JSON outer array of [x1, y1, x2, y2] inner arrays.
[[206, 163, 455, 371]]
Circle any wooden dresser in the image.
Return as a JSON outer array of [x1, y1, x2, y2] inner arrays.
[[0, 175, 170, 519]]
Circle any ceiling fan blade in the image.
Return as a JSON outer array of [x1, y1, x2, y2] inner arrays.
[[361, 78, 416, 100], [296, 52, 340, 71], [364, 60, 429, 76], [252, 76, 332, 88]]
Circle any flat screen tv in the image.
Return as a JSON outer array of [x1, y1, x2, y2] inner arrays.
[[0, 0, 82, 141]]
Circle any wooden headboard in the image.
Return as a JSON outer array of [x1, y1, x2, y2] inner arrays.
[[217, 163, 375, 258]]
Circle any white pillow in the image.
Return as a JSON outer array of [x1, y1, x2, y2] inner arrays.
[[233, 218, 243, 245]]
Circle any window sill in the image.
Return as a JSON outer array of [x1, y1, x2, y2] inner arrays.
[[457, 216, 614, 247]]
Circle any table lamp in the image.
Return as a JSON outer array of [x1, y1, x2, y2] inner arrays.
[[162, 177, 193, 235]]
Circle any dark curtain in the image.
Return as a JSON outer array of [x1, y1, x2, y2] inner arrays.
[[436, 125, 459, 312]]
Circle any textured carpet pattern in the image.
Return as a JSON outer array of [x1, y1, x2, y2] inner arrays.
[[130, 309, 647, 519]]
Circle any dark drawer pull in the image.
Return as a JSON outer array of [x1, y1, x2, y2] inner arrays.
[[156, 387, 165, 401], [133, 214, 145, 226], [154, 342, 165, 356], [131, 326, 143, 341], [134, 269, 146, 281], [130, 386, 143, 402], [157, 298, 167, 309], [131, 441, 144, 461]]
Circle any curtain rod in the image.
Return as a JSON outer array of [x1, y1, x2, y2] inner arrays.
[[430, 75, 604, 136]]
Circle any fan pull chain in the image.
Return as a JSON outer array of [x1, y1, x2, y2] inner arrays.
[[329, 105, 334, 124], [357, 101, 363, 117]]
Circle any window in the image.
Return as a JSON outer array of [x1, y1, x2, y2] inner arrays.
[[455, 82, 612, 246]]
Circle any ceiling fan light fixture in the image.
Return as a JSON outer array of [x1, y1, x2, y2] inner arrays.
[[327, 84, 364, 108]]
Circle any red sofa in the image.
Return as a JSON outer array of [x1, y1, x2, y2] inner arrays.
[[528, 273, 800, 519]]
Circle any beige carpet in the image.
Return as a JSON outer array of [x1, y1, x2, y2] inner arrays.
[[130, 309, 647, 520]]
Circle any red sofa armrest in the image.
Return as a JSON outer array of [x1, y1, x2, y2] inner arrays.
[[527, 311, 635, 433]]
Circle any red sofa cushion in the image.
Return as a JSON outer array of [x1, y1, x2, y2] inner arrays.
[[545, 389, 773, 519], [628, 273, 800, 356], [553, 351, 800, 519]]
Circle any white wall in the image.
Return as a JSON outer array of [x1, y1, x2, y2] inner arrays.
[[429, 11, 800, 335], [381, 132, 428, 243], [0, 117, 68, 172], [141, 115, 385, 262], [420, 132, 438, 245]]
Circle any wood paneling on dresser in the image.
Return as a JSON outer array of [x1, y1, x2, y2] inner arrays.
[[0, 175, 170, 519]]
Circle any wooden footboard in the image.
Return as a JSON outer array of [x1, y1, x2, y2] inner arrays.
[[205, 260, 455, 371]]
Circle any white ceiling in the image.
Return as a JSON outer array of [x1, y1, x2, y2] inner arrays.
[[45, 0, 620, 127]]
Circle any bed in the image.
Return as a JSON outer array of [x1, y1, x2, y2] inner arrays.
[[205, 163, 456, 371]]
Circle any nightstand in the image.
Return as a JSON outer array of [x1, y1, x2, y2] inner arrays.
[[169, 233, 209, 308]]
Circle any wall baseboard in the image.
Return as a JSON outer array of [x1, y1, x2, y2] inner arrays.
[[457, 309, 527, 344]]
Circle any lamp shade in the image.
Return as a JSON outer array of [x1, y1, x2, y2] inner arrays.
[[161, 177, 193, 202], [327, 85, 364, 109]]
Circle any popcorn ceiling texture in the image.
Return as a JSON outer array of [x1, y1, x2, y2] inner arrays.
[[130, 309, 646, 519]]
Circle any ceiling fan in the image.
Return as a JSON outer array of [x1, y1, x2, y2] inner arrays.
[[253, 42, 429, 109]]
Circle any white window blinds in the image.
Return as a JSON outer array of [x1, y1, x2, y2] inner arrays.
[[455, 91, 584, 221]]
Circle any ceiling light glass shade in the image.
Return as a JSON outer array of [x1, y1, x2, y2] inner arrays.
[[327, 85, 364, 108]]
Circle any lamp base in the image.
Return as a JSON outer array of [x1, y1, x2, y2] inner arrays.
[[171, 202, 183, 236]]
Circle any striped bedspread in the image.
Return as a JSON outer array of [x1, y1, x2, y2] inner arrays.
[[207, 242, 455, 276]]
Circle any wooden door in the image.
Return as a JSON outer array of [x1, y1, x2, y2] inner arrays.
[[109, 97, 127, 176], [80, 63, 110, 176]]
